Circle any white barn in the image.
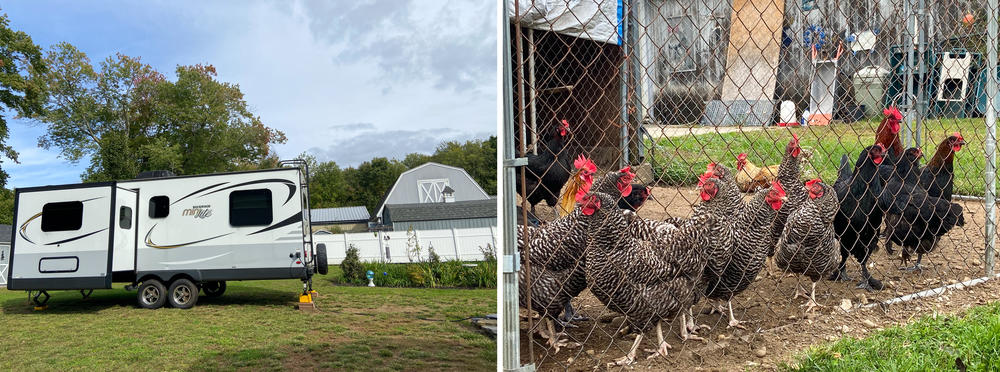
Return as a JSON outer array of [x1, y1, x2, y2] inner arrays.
[[373, 162, 490, 222]]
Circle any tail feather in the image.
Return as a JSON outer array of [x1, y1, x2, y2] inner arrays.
[[836, 154, 852, 184], [558, 169, 584, 217]]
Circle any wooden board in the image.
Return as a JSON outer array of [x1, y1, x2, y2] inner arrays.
[[718, 0, 786, 102]]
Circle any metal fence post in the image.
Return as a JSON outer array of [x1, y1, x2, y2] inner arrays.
[[502, 1, 529, 371], [986, 0, 999, 276]]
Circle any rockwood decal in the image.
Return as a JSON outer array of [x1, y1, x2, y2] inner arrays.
[[182, 205, 213, 219]]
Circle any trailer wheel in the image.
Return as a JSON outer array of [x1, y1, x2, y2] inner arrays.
[[202, 281, 226, 297], [137, 280, 167, 309], [316, 243, 329, 275], [168, 279, 198, 309]]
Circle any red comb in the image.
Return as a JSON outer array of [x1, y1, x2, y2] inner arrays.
[[771, 180, 785, 193], [561, 119, 570, 129], [954, 132, 963, 140], [737, 153, 747, 160], [574, 155, 596, 173], [697, 171, 713, 187], [805, 178, 822, 187]]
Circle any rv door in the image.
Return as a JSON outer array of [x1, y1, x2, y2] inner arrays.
[[112, 187, 138, 273]]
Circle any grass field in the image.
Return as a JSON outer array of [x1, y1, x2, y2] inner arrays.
[[786, 301, 1000, 371], [648, 118, 990, 196], [0, 269, 496, 371]]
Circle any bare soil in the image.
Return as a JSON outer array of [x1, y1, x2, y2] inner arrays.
[[518, 185, 999, 371]]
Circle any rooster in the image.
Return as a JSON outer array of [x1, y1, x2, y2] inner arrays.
[[735, 153, 778, 192], [875, 106, 904, 162], [775, 179, 840, 313], [516, 155, 596, 353], [579, 190, 717, 365], [880, 147, 966, 271], [919, 133, 965, 201], [832, 144, 887, 291], [557, 155, 598, 217], [517, 119, 574, 216]]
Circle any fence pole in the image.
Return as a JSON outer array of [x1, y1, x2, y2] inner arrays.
[[619, 0, 630, 168], [501, 1, 528, 370], [985, 0, 999, 276]]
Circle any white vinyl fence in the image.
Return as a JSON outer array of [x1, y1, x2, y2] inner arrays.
[[0, 244, 8, 287], [315, 227, 497, 265]]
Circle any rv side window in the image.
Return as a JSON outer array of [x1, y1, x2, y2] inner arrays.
[[230, 189, 273, 227], [119, 206, 133, 229], [149, 196, 169, 218], [41, 201, 84, 232]]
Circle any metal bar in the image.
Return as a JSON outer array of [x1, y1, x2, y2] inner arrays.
[[915, 0, 925, 147], [501, 1, 523, 369], [903, 0, 915, 148], [985, 0, 999, 276], [512, 0, 536, 364], [620, 0, 630, 168], [529, 28, 537, 156]]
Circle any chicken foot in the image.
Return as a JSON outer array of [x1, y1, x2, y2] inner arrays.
[[801, 282, 825, 313], [725, 300, 747, 329], [644, 321, 673, 360], [685, 308, 710, 336], [856, 254, 884, 291], [559, 302, 589, 325], [610, 333, 643, 367]]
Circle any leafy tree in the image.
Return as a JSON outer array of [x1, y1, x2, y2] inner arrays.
[[428, 136, 496, 194], [0, 14, 48, 187], [0, 188, 13, 224], [27, 43, 285, 181], [346, 157, 407, 213]]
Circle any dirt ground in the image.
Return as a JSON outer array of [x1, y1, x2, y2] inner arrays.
[[518, 185, 998, 371]]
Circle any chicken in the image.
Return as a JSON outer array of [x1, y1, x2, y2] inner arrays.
[[703, 179, 787, 328], [516, 119, 574, 216], [918, 133, 965, 201], [831, 144, 887, 291], [578, 190, 717, 365], [774, 179, 840, 313], [516, 155, 596, 352], [618, 184, 652, 211], [875, 106, 904, 162], [735, 152, 778, 192], [768, 135, 808, 255], [880, 147, 966, 271], [557, 155, 598, 217]]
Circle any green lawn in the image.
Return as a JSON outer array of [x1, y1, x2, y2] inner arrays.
[[785, 301, 1000, 371], [0, 269, 496, 371], [648, 118, 991, 196]]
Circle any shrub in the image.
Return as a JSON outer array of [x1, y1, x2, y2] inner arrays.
[[341, 244, 365, 282]]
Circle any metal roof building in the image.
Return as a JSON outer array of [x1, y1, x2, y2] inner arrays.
[[382, 199, 497, 231], [310, 207, 371, 233]]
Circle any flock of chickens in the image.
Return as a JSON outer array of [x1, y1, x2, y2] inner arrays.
[[515, 109, 968, 366]]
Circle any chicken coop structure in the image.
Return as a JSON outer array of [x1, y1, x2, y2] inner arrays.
[[502, 0, 1000, 369]]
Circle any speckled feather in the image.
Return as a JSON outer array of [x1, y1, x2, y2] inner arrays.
[[775, 183, 840, 282], [517, 208, 591, 319]]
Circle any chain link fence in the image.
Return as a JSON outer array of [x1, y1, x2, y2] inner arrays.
[[502, 0, 999, 369]]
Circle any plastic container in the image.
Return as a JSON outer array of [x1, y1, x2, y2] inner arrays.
[[853, 66, 889, 117]]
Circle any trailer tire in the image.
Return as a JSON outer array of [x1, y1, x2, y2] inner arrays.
[[316, 243, 329, 275], [202, 281, 226, 297], [138, 279, 168, 309], [167, 278, 199, 309]]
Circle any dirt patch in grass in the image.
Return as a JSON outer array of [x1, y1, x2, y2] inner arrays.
[[520, 184, 998, 371]]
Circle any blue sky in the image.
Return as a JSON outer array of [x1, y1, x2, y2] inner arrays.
[[2, 1, 496, 188]]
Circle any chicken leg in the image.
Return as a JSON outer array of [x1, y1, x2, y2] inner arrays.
[[726, 301, 747, 329], [679, 312, 705, 342], [685, 308, 710, 337], [801, 282, 825, 313], [856, 249, 884, 291], [560, 302, 589, 325], [645, 321, 673, 360], [610, 333, 643, 367], [543, 318, 570, 353]]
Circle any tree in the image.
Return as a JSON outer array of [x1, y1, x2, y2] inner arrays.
[[0, 14, 47, 187], [428, 136, 496, 194], [0, 188, 13, 224], [346, 157, 408, 213], [28, 43, 285, 181]]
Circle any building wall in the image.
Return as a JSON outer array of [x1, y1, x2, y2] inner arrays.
[[0, 244, 8, 287], [381, 164, 489, 210], [392, 217, 497, 232], [314, 226, 497, 264], [312, 223, 368, 233]]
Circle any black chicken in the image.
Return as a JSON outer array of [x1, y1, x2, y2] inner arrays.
[[516, 119, 574, 216], [919, 133, 965, 201], [880, 147, 966, 271], [618, 184, 653, 211], [831, 144, 887, 291]]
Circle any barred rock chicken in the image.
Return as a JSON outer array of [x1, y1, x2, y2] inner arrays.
[[735, 152, 778, 192], [832, 144, 887, 291], [516, 155, 596, 352], [774, 179, 839, 313], [919, 133, 965, 201], [704, 179, 786, 328], [579, 190, 717, 365], [517, 119, 574, 216], [880, 147, 966, 271], [768, 135, 808, 256]]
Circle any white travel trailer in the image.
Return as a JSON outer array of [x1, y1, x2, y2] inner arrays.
[[6, 163, 327, 309]]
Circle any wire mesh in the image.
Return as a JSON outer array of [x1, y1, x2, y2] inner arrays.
[[504, 0, 999, 369]]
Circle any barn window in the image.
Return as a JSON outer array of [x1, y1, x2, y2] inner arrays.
[[230, 189, 272, 227], [41, 201, 84, 232], [119, 206, 133, 229], [149, 196, 169, 218], [417, 179, 450, 203]]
